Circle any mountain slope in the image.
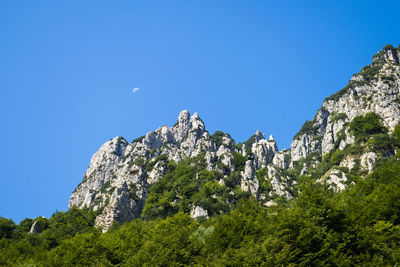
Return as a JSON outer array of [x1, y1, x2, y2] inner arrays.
[[69, 45, 400, 231], [289, 45, 400, 188], [291, 44, 400, 161], [69, 110, 290, 231], [4, 45, 400, 266]]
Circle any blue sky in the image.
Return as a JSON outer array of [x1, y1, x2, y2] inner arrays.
[[1, 0, 400, 222]]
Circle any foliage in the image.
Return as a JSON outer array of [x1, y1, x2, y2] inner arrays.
[[232, 152, 246, 172], [325, 83, 353, 102], [349, 112, 387, 142], [5, 110, 400, 265], [0, 218, 16, 239], [242, 134, 256, 154], [392, 124, 400, 145], [367, 133, 396, 154], [360, 64, 382, 83], [290, 114, 398, 188], [39, 207, 97, 249], [131, 135, 145, 143], [99, 181, 111, 193], [16, 218, 34, 236], [293, 119, 317, 140], [383, 44, 394, 50], [132, 157, 145, 166], [3, 156, 400, 265], [331, 112, 348, 122], [325, 59, 384, 103], [141, 156, 235, 220], [211, 131, 234, 148]]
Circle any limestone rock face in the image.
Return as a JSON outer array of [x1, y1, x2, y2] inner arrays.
[[190, 206, 209, 219], [360, 152, 378, 173], [252, 139, 278, 169], [239, 131, 280, 198], [324, 170, 348, 191], [70, 112, 281, 231], [70, 46, 400, 231], [29, 221, 43, 234], [240, 160, 258, 195], [266, 164, 293, 199], [283, 46, 400, 190], [69, 111, 217, 231], [272, 150, 290, 170], [291, 46, 400, 162]]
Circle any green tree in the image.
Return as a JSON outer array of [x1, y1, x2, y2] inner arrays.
[[0, 217, 16, 239], [349, 113, 387, 142]]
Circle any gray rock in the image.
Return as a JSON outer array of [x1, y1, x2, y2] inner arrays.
[[190, 206, 209, 219], [323, 169, 347, 191], [361, 152, 378, 173], [291, 46, 400, 163], [240, 160, 259, 195], [272, 150, 290, 170], [70, 110, 281, 231], [69, 46, 400, 232], [29, 221, 43, 234]]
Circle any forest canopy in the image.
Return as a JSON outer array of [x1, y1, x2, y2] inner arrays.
[[2, 154, 400, 266]]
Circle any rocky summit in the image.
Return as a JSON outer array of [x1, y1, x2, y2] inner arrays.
[[70, 45, 400, 231], [69, 110, 287, 231]]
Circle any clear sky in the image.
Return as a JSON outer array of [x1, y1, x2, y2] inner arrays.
[[1, 0, 400, 223]]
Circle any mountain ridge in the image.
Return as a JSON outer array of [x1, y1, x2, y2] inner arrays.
[[69, 45, 400, 231], [4, 45, 400, 266]]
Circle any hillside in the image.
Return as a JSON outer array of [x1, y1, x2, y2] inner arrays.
[[1, 45, 400, 265], [67, 45, 400, 232]]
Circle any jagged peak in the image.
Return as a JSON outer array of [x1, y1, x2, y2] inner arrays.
[[372, 44, 400, 65], [190, 112, 205, 131], [242, 130, 266, 154], [173, 110, 206, 134], [104, 136, 128, 150], [191, 111, 199, 120], [177, 110, 190, 126], [108, 136, 127, 142], [254, 130, 265, 141], [323, 44, 400, 104], [69, 45, 400, 234], [291, 44, 400, 162]]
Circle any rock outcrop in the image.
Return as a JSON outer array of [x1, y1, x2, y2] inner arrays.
[[70, 111, 279, 231], [29, 221, 43, 234], [291, 45, 400, 162], [70, 45, 400, 231]]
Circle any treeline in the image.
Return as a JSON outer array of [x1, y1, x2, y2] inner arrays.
[[2, 154, 400, 266]]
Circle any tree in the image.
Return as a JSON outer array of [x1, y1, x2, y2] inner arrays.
[[0, 217, 16, 239]]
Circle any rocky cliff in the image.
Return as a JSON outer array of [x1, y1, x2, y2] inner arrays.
[[289, 44, 400, 188], [69, 110, 289, 231], [70, 45, 400, 231], [291, 45, 400, 161]]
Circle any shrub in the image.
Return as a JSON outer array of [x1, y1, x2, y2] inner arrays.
[[392, 124, 400, 145], [232, 152, 246, 172], [330, 150, 344, 166], [367, 134, 395, 154], [243, 134, 259, 154], [293, 120, 318, 140], [349, 113, 387, 142], [383, 44, 394, 50], [212, 131, 228, 148], [131, 135, 145, 143], [360, 64, 382, 83], [0, 218, 16, 239], [331, 113, 348, 123]]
